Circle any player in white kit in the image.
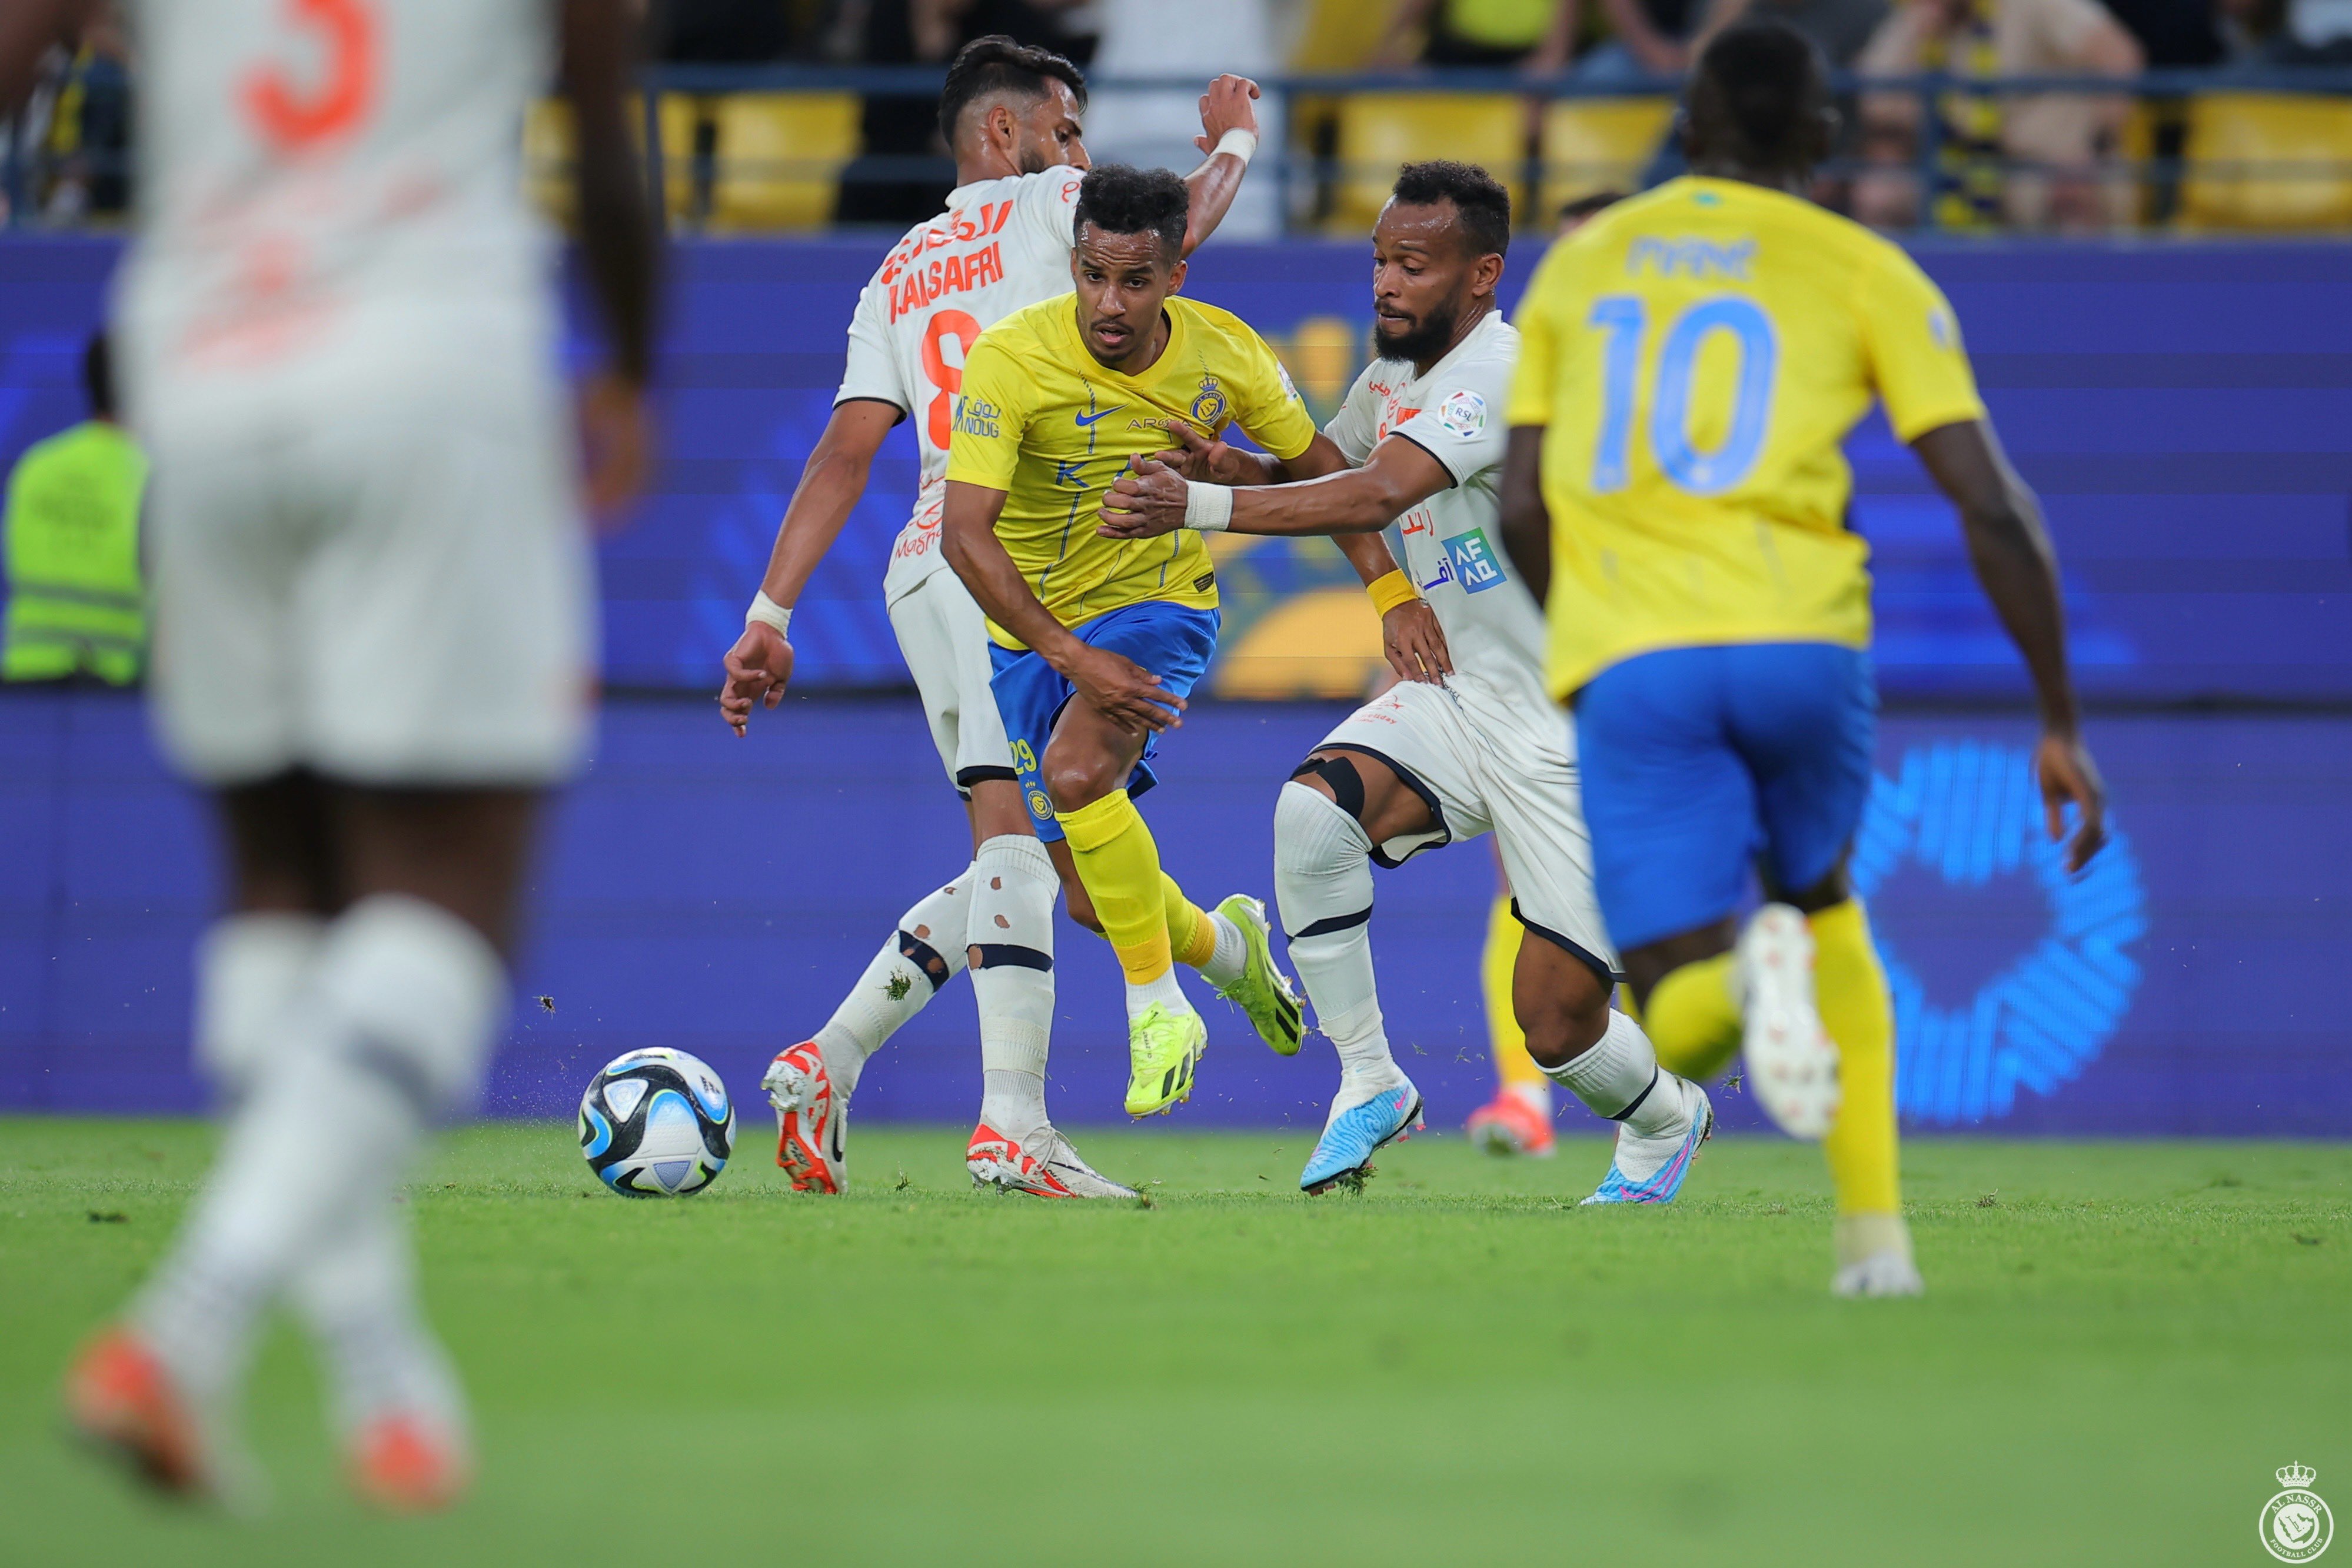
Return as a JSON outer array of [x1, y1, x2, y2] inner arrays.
[[1098, 162, 1712, 1198], [5, 0, 657, 1510], [717, 38, 1264, 1199]]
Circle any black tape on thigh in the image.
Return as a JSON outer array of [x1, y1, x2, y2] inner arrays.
[[1289, 753, 1367, 821]]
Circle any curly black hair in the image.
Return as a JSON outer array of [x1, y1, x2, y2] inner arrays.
[[1073, 164, 1190, 262], [937, 34, 1087, 146], [1390, 160, 1513, 257]]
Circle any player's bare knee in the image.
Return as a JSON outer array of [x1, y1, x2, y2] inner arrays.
[[1042, 754, 1117, 814]]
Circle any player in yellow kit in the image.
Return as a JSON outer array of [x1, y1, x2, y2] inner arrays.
[[1499, 22, 2108, 1294], [943, 164, 1363, 1116]]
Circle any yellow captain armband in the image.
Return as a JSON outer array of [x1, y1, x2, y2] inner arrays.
[[1367, 570, 1420, 619]]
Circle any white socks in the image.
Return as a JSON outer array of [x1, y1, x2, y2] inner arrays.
[[813, 868, 973, 1095], [193, 912, 325, 1098], [192, 910, 455, 1432], [1125, 967, 1189, 1020], [1198, 911, 1247, 987], [1545, 1007, 1686, 1140], [1273, 781, 1400, 1110], [969, 834, 1054, 1138], [139, 895, 504, 1413]]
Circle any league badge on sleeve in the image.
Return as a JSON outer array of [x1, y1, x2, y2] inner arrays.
[[1436, 388, 1488, 438]]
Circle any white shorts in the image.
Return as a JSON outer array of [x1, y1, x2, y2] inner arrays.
[[142, 358, 593, 788], [886, 565, 1016, 795], [1314, 679, 1618, 977]]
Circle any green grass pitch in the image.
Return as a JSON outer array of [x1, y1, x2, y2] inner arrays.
[[2, 1117, 2346, 1566]]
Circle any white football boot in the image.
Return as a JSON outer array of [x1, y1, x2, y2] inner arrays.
[[967, 1123, 1138, 1199], [763, 1040, 846, 1194], [1734, 904, 1842, 1140]]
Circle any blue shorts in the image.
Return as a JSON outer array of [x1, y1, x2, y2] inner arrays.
[[1574, 642, 1877, 951], [988, 600, 1220, 843]]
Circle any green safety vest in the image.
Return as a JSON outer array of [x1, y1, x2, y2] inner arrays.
[[3, 420, 148, 684]]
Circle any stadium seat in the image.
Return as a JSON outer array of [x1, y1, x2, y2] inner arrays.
[[2180, 93, 2352, 231], [524, 94, 698, 227], [1538, 98, 1675, 216], [1330, 94, 1528, 234], [707, 93, 861, 233]]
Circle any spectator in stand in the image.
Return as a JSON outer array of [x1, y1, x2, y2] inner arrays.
[[833, 0, 1093, 227], [2262, 0, 2352, 59], [1853, 0, 2143, 232], [1087, 0, 1281, 236], [1372, 0, 1580, 69]]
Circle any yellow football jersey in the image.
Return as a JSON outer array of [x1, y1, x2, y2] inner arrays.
[[1506, 176, 1988, 698], [945, 291, 1318, 646]]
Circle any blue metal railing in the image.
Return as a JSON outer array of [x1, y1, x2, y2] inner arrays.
[[8, 64, 2352, 233]]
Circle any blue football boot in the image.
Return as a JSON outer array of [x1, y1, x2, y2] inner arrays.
[[1581, 1076, 1714, 1206], [1300, 1077, 1423, 1194]]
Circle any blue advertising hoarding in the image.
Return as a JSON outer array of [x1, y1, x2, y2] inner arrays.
[[2, 690, 2346, 1136]]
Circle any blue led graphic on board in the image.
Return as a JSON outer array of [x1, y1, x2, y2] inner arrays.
[[1851, 740, 2147, 1126]]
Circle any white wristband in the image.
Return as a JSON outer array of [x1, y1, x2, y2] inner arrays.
[[1213, 128, 1258, 166], [1183, 480, 1235, 532], [746, 591, 792, 636]]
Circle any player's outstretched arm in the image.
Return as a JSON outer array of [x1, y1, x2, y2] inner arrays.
[[1912, 418, 2108, 871], [563, 0, 663, 521], [1179, 75, 1265, 258], [0, 0, 90, 115], [718, 399, 901, 735], [1497, 426, 1551, 605], [942, 481, 1184, 734], [1097, 431, 1447, 539]]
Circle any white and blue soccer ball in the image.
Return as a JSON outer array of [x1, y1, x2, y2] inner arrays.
[[578, 1048, 736, 1197]]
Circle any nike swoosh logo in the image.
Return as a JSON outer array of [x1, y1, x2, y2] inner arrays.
[[1073, 405, 1127, 427]]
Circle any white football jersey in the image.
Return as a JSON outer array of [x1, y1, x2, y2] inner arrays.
[[835, 167, 1088, 602], [1326, 310, 1551, 728], [115, 0, 554, 408]]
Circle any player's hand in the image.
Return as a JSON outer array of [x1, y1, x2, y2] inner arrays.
[[1097, 457, 1190, 539], [1195, 74, 1262, 154], [1067, 642, 1186, 735], [719, 620, 794, 736], [2035, 729, 2107, 872], [1382, 599, 1452, 685], [1150, 421, 1257, 485], [578, 370, 654, 528]]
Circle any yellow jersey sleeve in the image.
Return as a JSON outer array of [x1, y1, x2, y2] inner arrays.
[[942, 331, 1034, 492], [1857, 247, 1988, 444], [1505, 242, 1573, 427], [1225, 324, 1319, 461]]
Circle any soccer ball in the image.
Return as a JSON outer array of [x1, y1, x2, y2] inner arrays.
[[578, 1048, 736, 1197]]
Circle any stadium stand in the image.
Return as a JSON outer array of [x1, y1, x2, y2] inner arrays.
[[705, 91, 862, 231], [1538, 96, 1679, 209], [1331, 92, 1531, 231], [2180, 89, 2352, 227]]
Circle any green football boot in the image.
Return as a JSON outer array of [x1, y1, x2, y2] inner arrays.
[[1210, 894, 1305, 1056], [1124, 1000, 1208, 1117]]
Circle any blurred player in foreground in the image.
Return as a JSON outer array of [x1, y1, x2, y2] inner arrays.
[[1501, 21, 2105, 1294], [1100, 163, 1711, 1199], [4, 0, 657, 1506], [717, 38, 1263, 1200], [943, 165, 1362, 1117], [1462, 187, 1628, 1161]]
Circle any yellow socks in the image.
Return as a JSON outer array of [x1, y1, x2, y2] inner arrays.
[[1056, 791, 1219, 988], [1643, 952, 1742, 1083], [1481, 894, 1546, 1093], [1165, 873, 1215, 970], [1056, 791, 1176, 985], [1812, 897, 1901, 1221]]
